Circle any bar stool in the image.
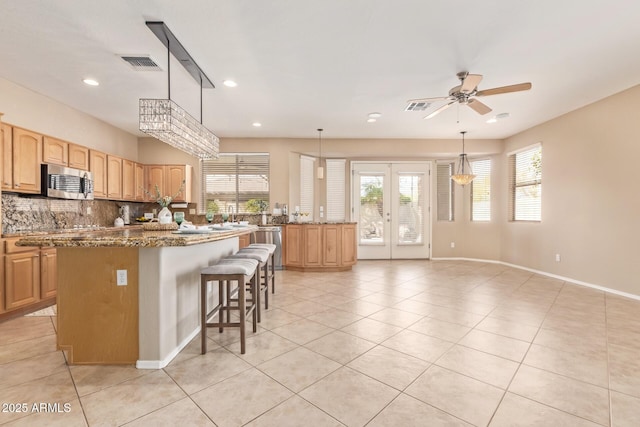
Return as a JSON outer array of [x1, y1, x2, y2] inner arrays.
[[227, 247, 270, 322], [200, 258, 259, 354], [247, 243, 277, 294]]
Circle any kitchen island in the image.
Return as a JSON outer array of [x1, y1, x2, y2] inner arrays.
[[18, 225, 257, 368]]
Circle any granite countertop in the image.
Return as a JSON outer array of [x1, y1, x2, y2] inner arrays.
[[15, 225, 258, 248], [281, 222, 357, 225]]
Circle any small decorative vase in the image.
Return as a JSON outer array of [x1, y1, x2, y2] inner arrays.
[[158, 206, 172, 224], [261, 212, 267, 225]]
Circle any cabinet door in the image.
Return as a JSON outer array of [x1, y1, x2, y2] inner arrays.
[[284, 225, 303, 267], [341, 224, 357, 266], [5, 251, 40, 310], [303, 225, 322, 267], [68, 143, 89, 170], [90, 150, 107, 198], [43, 136, 68, 166], [322, 225, 341, 267], [107, 156, 123, 200], [134, 162, 145, 201], [166, 165, 191, 202], [145, 165, 165, 201], [40, 249, 57, 299], [1, 123, 12, 190], [12, 128, 42, 193], [122, 159, 135, 201]]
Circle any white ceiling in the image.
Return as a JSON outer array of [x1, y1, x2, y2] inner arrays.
[[1, 0, 639, 141]]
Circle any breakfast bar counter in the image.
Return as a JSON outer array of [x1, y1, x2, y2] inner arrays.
[[18, 226, 257, 368]]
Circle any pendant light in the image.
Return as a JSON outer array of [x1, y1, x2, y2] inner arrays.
[[317, 128, 324, 180], [451, 131, 476, 185]]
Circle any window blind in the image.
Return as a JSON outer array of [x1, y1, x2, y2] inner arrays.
[[508, 144, 542, 221], [436, 162, 455, 221], [471, 158, 491, 221], [201, 153, 269, 213], [326, 159, 346, 221], [300, 155, 315, 219]]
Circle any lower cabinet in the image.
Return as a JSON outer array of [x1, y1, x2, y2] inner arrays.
[[239, 234, 251, 249], [283, 223, 357, 271], [2, 238, 57, 318], [5, 250, 40, 311]]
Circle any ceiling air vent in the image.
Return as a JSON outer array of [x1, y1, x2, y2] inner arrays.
[[119, 55, 161, 70], [405, 101, 431, 111]]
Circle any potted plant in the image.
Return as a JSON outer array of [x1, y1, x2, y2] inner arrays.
[[246, 199, 269, 224]]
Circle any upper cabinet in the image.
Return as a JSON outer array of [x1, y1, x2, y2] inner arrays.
[[43, 136, 68, 166], [1, 123, 12, 190], [145, 165, 165, 202], [107, 155, 123, 200], [122, 159, 135, 201], [166, 165, 192, 203], [134, 163, 144, 201], [89, 150, 107, 199], [68, 143, 89, 170], [11, 128, 42, 194]]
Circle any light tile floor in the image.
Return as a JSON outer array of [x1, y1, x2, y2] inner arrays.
[[1, 260, 640, 426]]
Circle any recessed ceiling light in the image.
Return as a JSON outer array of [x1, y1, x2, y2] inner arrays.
[[486, 117, 497, 124], [368, 112, 382, 118], [367, 118, 377, 123], [223, 80, 237, 87], [83, 78, 99, 86], [252, 122, 262, 127]]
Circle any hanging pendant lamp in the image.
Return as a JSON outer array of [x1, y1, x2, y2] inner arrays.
[[451, 131, 476, 185], [317, 128, 324, 180]]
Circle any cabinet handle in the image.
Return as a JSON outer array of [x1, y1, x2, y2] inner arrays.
[[15, 183, 20, 187]]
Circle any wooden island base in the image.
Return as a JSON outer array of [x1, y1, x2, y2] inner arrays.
[[283, 223, 357, 271]]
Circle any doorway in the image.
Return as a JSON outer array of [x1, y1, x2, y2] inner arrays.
[[352, 162, 431, 259]]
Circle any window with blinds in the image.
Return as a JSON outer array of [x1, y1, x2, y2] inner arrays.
[[200, 153, 269, 214], [326, 159, 346, 221], [470, 159, 491, 221], [508, 144, 542, 221], [300, 155, 315, 219], [436, 162, 455, 221]]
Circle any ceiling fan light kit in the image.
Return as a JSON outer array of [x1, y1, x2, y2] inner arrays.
[[451, 131, 476, 186], [139, 21, 219, 160]]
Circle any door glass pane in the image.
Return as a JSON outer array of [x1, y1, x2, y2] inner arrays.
[[359, 175, 385, 245], [398, 174, 423, 244]]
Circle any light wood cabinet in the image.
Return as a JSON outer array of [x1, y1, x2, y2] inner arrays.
[[90, 150, 107, 198], [283, 223, 356, 272], [239, 234, 251, 249], [145, 164, 191, 203], [11, 128, 42, 193], [1, 123, 12, 190], [107, 155, 123, 200], [5, 249, 40, 311], [43, 136, 68, 166], [122, 159, 135, 200], [134, 162, 145, 201], [68, 143, 89, 170], [40, 248, 57, 299]]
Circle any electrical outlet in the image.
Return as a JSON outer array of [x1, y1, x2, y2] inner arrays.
[[116, 270, 127, 286], [189, 209, 196, 214], [450, 242, 455, 249], [86, 206, 92, 215], [555, 254, 561, 262]]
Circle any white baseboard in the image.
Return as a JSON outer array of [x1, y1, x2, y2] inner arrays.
[[136, 327, 201, 370], [432, 257, 640, 301]]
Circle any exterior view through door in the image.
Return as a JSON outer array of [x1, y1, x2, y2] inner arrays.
[[352, 162, 431, 259]]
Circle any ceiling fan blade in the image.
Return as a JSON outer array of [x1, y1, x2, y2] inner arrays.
[[407, 96, 451, 103], [460, 74, 483, 93], [423, 101, 456, 119], [466, 98, 492, 115], [476, 82, 532, 97]]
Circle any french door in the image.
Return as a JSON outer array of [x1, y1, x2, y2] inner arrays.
[[352, 162, 431, 259]]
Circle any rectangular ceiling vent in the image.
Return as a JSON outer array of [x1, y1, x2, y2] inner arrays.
[[119, 55, 161, 70], [405, 101, 431, 111]]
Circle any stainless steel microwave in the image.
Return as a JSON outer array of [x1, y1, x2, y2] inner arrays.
[[41, 164, 94, 200]]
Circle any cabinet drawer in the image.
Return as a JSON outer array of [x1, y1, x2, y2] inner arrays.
[[5, 238, 38, 254]]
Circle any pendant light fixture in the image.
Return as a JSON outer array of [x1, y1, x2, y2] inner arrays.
[[317, 128, 324, 180], [139, 22, 219, 160], [451, 131, 476, 186]]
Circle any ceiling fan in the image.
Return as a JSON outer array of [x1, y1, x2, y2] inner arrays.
[[406, 71, 532, 119]]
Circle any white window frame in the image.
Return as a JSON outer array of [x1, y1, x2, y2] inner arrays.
[[299, 155, 315, 221], [326, 159, 346, 222], [470, 158, 491, 222], [508, 143, 542, 222], [436, 161, 455, 221]]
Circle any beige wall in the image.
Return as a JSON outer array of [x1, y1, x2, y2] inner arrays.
[[0, 77, 138, 159], [501, 84, 640, 295]]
